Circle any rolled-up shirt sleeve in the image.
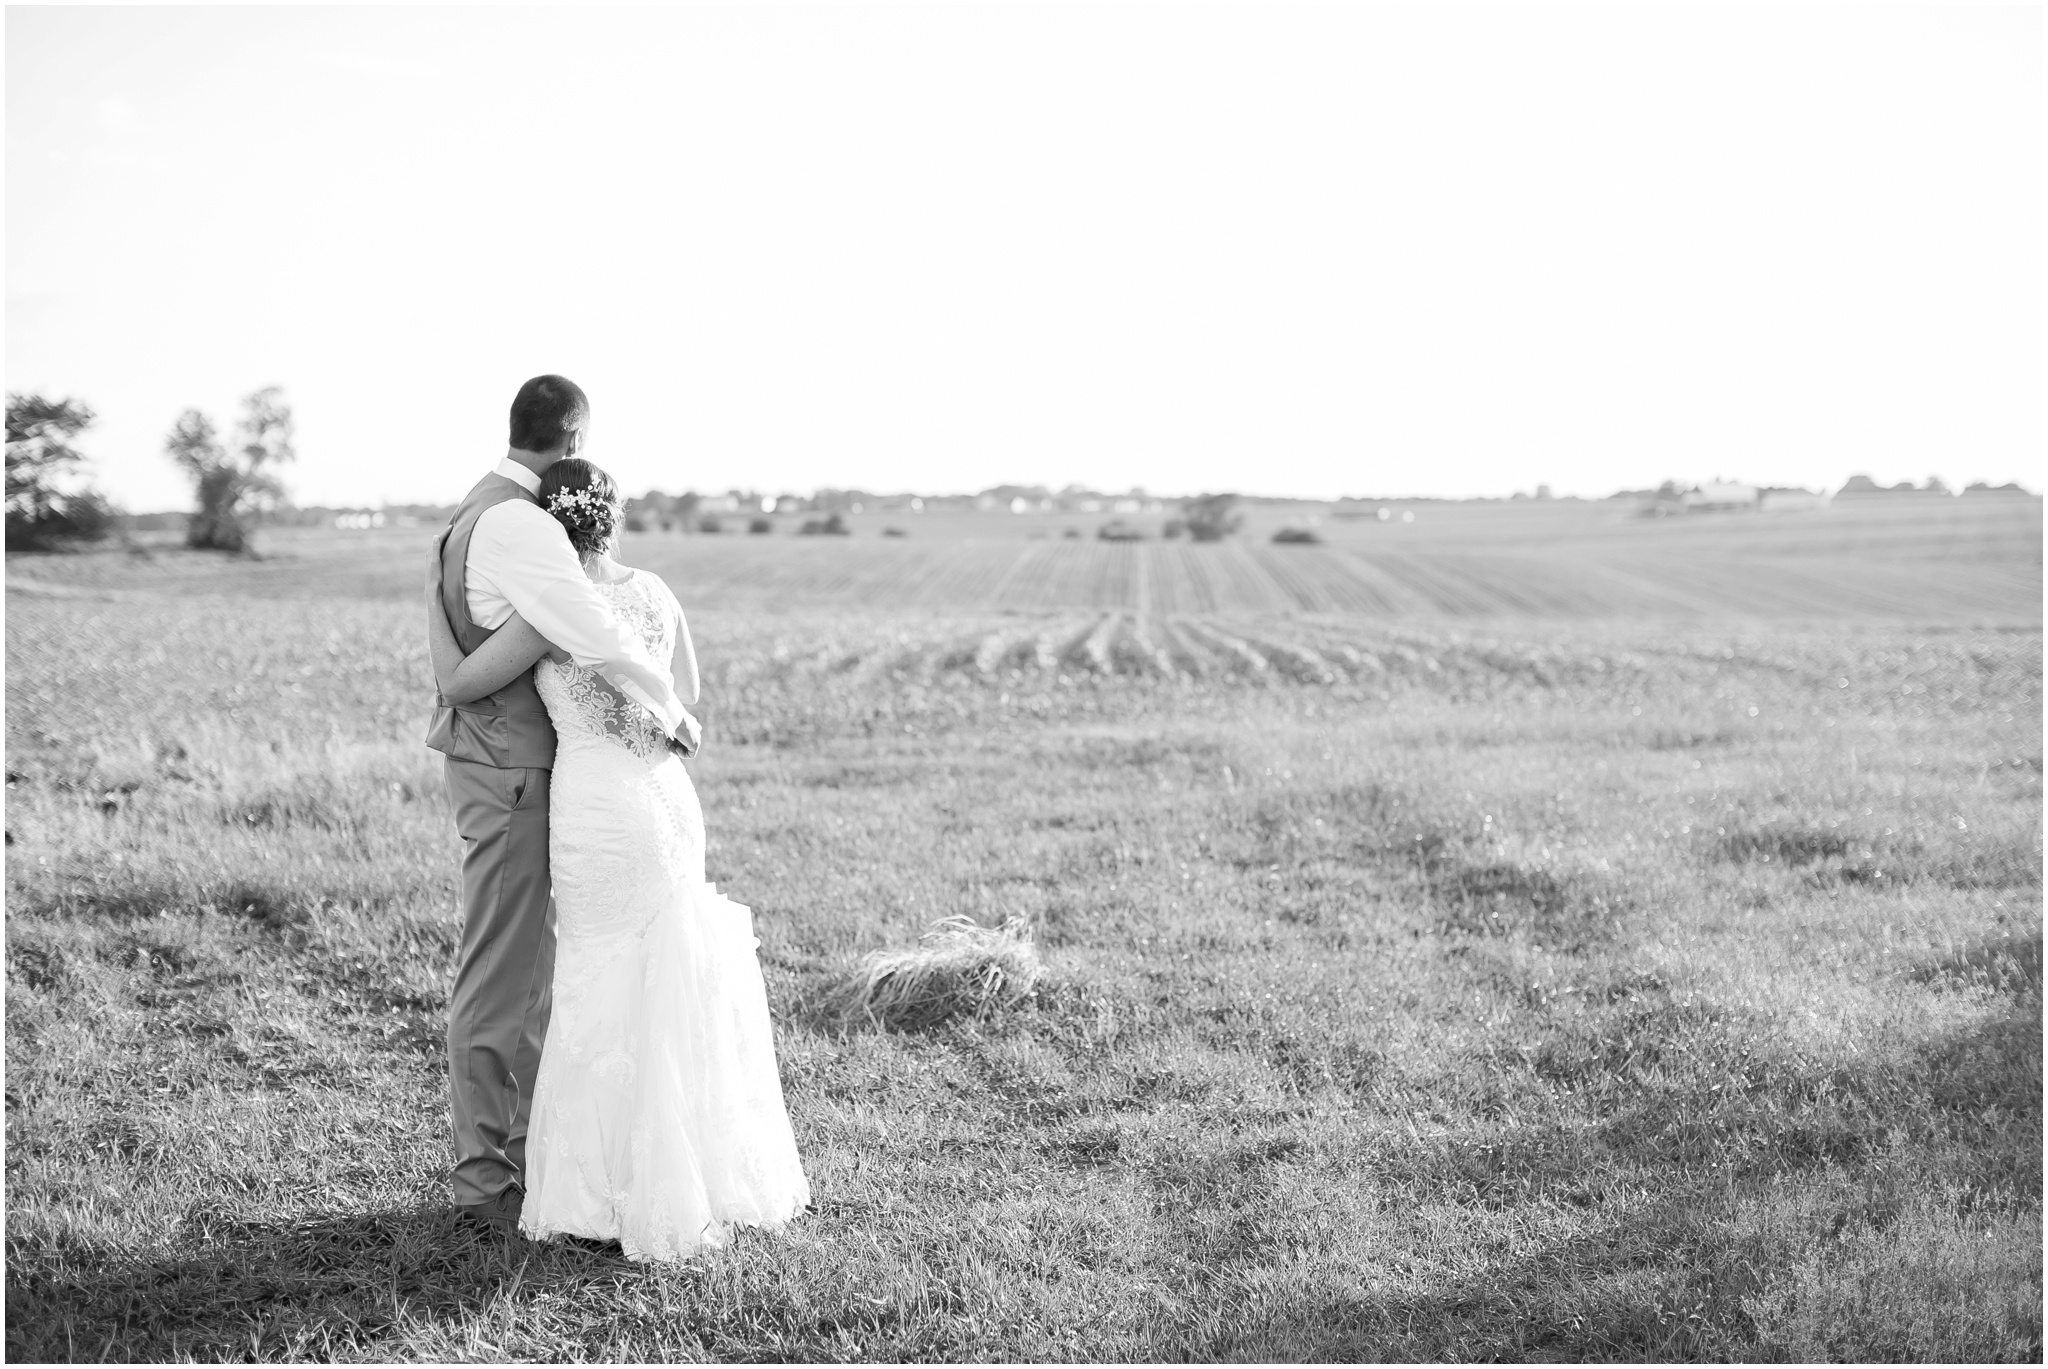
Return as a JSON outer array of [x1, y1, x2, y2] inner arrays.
[[474, 502, 687, 737]]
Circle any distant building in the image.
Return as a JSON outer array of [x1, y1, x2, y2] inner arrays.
[[1683, 482, 1760, 511], [810, 488, 876, 514], [980, 483, 1051, 510], [1759, 486, 1828, 513]]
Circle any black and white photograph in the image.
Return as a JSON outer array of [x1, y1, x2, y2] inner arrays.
[[4, 3, 2041, 1361]]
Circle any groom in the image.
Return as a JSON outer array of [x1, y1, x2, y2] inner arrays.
[[426, 374, 700, 1234]]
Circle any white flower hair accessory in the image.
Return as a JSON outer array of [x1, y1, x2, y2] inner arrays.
[[545, 487, 608, 523]]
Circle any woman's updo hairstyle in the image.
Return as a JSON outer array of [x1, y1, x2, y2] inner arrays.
[[538, 457, 622, 559]]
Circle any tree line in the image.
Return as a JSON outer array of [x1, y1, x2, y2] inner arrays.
[[10, 387, 1252, 554], [5, 388, 295, 553]]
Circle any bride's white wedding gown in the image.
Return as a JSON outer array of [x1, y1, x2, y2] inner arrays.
[[520, 567, 809, 1261]]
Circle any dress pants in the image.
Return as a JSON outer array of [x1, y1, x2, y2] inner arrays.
[[444, 756, 556, 1206]]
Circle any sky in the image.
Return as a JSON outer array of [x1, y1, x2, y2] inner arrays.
[[6, 4, 2041, 510]]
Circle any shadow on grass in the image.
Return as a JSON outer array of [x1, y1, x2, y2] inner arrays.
[[1206, 1188, 1770, 1361], [1263, 1162, 2040, 1363], [1711, 821, 2043, 891], [1178, 979, 2043, 1361], [7, 872, 400, 933], [1912, 930, 2043, 997], [4, 1204, 632, 1362], [1225, 779, 1633, 952]]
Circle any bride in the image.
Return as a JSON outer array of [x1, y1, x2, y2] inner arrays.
[[425, 456, 810, 1261]]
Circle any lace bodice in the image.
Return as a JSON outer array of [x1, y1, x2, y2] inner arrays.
[[534, 570, 676, 761]]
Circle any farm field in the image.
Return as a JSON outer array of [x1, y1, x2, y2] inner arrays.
[[3, 501, 2041, 1361], [14, 492, 2038, 623]]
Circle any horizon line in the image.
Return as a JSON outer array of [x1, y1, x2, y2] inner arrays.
[[112, 476, 2037, 518]]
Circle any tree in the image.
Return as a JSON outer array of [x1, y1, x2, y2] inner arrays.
[[169, 386, 296, 553], [6, 393, 115, 550], [1180, 492, 1243, 543]]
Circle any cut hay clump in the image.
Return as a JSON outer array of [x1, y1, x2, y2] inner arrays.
[[828, 914, 1042, 1032]]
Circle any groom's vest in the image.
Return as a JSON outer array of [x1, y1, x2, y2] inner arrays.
[[423, 473, 558, 770]]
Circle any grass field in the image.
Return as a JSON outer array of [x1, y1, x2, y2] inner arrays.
[[5, 496, 2041, 1361]]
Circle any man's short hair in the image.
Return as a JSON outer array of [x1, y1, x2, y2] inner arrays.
[[508, 375, 589, 454]]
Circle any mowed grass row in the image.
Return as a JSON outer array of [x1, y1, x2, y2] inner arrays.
[[4, 583, 2041, 1361]]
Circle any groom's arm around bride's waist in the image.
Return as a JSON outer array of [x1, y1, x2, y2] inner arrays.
[[473, 499, 692, 742]]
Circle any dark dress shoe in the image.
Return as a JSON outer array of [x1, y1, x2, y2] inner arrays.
[[455, 1186, 524, 1235]]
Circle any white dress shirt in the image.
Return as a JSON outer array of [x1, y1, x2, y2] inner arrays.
[[466, 458, 686, 738]]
